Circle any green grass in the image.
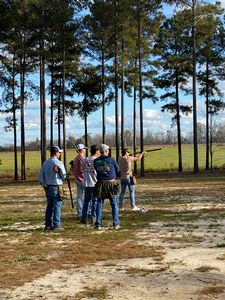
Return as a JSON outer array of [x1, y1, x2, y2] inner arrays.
[[1, 144, 225, 178]]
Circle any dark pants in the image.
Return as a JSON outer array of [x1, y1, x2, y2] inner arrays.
[[81, 187, 97, 222]]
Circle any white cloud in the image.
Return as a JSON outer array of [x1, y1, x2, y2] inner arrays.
[[219, 0, 225, 8]]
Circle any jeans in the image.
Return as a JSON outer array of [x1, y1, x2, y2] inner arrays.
[[76, 179, 84, 219], [95, 195, 119, 228], [81, 187, 97, 222], [45, 186, 62, 229], [119, 178, 135, 209]]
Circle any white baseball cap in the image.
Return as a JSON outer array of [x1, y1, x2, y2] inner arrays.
[[99, 144, 110, 153], [76, 144, 88, 150]]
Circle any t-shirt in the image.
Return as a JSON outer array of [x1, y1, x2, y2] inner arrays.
[[94, 156, 120, 180], [118, 155, 136, 179], [82, 156, 97, 187]]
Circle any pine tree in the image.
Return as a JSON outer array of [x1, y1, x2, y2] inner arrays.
[[155, 14, 192, 171]]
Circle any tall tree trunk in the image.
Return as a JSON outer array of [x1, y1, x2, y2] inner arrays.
[[192, 0, 198, 173], [12, 57, 18, 180], [84, 100, 88, 157], [121, 38, 125, 150], [101, 45, 106, 144], [62, 47, 67, 166], [209, 110, 213, 171], [205, 59, 209, 170], [114, 0, 119, 161], [137, 8, 144, 176], [133, 67, 137, 175], [58, 79, 62, 148], [40, 24, 46, 164], [50, 55, 54, 151], [175, 70, 183, 172], [20, 56, 26, 180]]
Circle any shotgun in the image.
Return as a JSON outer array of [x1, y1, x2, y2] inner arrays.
[[67, 177, 74, 209], [129, 148, 162, 156]]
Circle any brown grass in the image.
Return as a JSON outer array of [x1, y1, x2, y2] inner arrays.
[[0, 234, 164, 289], [197, 285, 225, 296], [74, 286, 108, 300], [195, 266, 220, 273], [126, 266, 168, 277]]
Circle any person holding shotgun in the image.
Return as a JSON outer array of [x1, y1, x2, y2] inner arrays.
[[39, 146, 67, 231], [118, 148, 145, 211]]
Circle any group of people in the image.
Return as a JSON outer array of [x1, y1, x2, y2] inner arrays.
[[39, 144, 145, 231]]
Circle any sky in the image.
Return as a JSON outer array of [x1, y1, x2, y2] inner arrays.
[[0, 0, 224, 147]]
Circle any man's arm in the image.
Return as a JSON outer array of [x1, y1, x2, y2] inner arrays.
[[132, 151, 145, 161]]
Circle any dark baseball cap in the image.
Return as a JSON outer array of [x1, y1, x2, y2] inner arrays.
[[51, 146, 63, 153]]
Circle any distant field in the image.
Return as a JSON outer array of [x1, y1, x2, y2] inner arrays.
[[1, 144, 225, 178]]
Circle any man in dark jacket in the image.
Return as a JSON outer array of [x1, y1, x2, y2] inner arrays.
[[94, 144, 120, 230]]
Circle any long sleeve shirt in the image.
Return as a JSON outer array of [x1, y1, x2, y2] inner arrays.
[[71, 154, 84, 183], [39, 156, 66, 186]]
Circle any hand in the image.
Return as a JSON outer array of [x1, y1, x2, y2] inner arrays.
[[53, 165, 60, 173]]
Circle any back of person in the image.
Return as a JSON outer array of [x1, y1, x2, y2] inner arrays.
[[94, 156, 119, 180], [118, 155, 132, 180], [83, 156, 97, 187], [72, 154, 84, 182]]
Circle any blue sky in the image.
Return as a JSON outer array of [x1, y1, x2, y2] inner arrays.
[[0, 0, 224, 146]]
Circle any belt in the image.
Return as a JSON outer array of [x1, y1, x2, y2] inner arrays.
[[98, 179, 115, 183]]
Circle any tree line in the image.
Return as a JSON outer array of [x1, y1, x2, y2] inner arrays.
[[0, 0, 224, 180]]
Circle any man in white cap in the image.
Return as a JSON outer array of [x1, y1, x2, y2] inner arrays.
[[94, 144, 120, 230], [39, 146, 66, 231], [71, 143, 87, 220]]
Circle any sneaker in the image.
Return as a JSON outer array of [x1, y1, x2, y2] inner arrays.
[[52, 227, 64, 231], [114, 225, 121, 230], [80, 219, 87, 224], [95, 226, 102, 230], [44, 226, 53, 231], [131, 206, 140, 211]]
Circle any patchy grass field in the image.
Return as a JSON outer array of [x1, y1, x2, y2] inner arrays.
[[1, 172, 225, 299], [1, 144, 225, 178]]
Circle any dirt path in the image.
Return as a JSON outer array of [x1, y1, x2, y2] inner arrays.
[[1, 174, 225, 299]]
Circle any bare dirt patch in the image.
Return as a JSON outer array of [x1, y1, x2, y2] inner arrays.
[[1, 173, 225, 299]]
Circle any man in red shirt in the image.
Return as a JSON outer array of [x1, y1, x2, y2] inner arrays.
[[71, 144, 87, 220]]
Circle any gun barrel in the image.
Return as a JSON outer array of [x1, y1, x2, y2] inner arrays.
[[67, 178, 74, 209], [130, 148, 162, 155], [145, 148, 162, 152]]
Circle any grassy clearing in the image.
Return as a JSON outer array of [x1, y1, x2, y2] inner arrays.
[[1, 144, 225, 178], [1, 173, 225, 292]]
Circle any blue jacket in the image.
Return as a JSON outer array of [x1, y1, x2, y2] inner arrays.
[[94, 155, 120, 180]]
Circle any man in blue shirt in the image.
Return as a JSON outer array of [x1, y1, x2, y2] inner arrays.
[[39, 146, 67, 231], [94, 144, 120, 230]]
